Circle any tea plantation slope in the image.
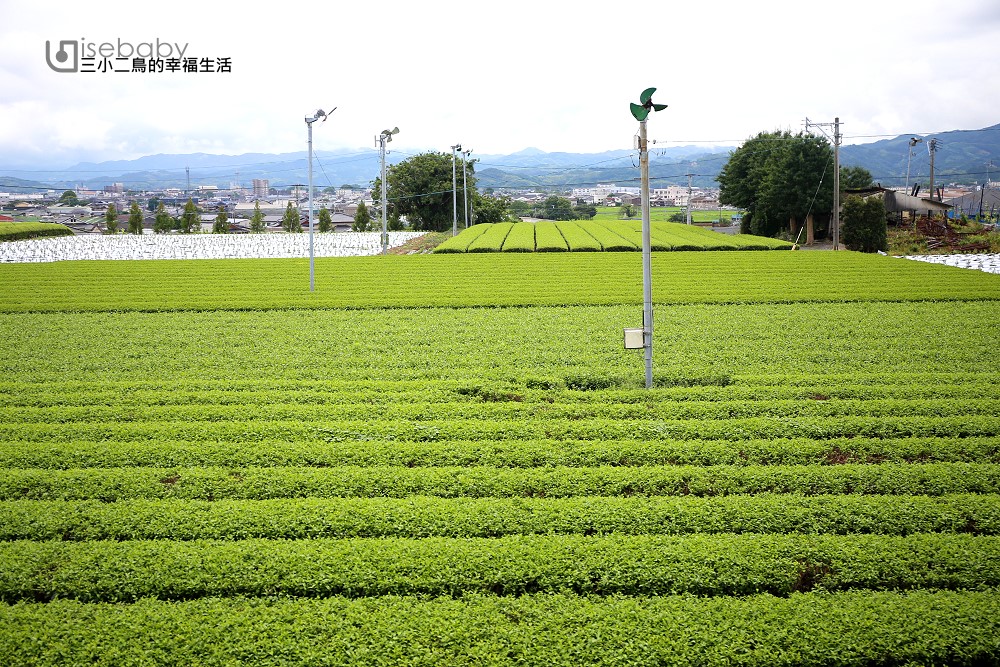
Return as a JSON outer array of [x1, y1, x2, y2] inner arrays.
[[2, 254, 1000, 665]]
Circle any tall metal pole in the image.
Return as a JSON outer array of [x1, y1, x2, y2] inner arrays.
[[928, 138, 939, 205], [462, 149, 471, 229], [639, 119, 653, 390], [307, 119, 315, 291], [685, 173, 694, 224], [380, 134, 388, 255], [832, 117, 841, 251], [304, 108, 334, 290], [906, 137, 922, 194], [450, 144, 461, 236]]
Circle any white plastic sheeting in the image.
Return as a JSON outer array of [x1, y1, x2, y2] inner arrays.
[[902, 253, 1000, 275], [0, 232, 425, 263]]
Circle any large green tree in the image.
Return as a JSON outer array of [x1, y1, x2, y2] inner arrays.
[[153, 202, 173, 234], [58, 190, 79, 206], [374, 152, 477, 232], [842, 195, 887, 252], [473, 195, 513, 224], [352, 201, 372, 232], [127, 201, 144, 235], [282, 202, 301, 232], [179, 199, 200, 234], [841, 165, 875, 190], [104, 204, 119, 234], [718, 131, 833, 238], [212, 204, 228, 234], [535, 196, 577, 221], [249, 201, 265, 233], [575, 203, 598, 220], [318, 206, 333, 233]]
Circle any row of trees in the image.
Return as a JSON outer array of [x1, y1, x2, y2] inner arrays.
[[105, 200, 204, 235], [370, 151, 608, 229], [103, 199, 341, 235], [718, 131, 871, 237], [717, 130, 883, 250], [511, 196, 596, 221], [372, 152, 526, 231]]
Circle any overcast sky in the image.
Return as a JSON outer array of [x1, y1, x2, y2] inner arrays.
[[1, 0, 998, 169]]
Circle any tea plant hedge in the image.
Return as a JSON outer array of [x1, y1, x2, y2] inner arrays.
[[2, 249, 1000, 664]]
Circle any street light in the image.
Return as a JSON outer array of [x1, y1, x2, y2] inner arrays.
[[628, 88, 667, 390], [905, 137, 923, 194], [305, 106, 335, 291], [461, 148, 472, 228], [450, 143, 462, 236], [378, 127, 400, 255]]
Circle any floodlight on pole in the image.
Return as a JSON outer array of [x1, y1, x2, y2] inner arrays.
[[905, 137, 922, 194], [450, 144, 461, 236], [462, 148, 472, 229], [378, 127, 400, 255], [628, 88, 667, 390], [305, 106, 335, 292]]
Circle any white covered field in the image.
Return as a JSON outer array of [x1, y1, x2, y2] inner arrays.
[[900, 253, 1000, 274], [0, 232, 426, 263]]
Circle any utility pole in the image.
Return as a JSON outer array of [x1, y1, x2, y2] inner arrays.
[[833, 117, 841, 250], [928, 138, 939, 208], [685, 173, 694, 224], [804, 116, 842, 249], [462, 148, 472, 229], [377, 127, 399, 255], [450, 144, 462, 236]]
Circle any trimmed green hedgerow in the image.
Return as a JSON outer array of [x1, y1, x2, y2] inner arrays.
[[2, 493, 998, 541], [0, 222, 74, 241], [2, 533, 999, 603], [499, 222, 535, 252], [534, 221, 568, 252]]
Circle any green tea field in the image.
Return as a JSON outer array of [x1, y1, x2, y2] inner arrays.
[[434, 220, 790, 253], [2, 251, 1000, 665]]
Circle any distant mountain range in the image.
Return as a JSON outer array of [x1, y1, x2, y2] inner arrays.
[[1, 124, 997, 194]]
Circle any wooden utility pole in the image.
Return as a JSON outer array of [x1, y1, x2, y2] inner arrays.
[[928, 138, 939, 212]]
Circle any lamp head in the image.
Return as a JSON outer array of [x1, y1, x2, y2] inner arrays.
[[306, 107, 336, 123]]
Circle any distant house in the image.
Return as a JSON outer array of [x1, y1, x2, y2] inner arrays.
[[0, 215, 14, 222], [946, 188, 1000, 220], [330, 213, 356, 232], [844, 186, 951, 220]]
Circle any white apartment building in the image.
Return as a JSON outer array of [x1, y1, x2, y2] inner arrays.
[[252, 179, 270, 198], [652, 186, 692, 206]]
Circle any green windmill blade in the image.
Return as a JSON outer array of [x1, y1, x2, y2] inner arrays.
[[630, 88, 667, 122]]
